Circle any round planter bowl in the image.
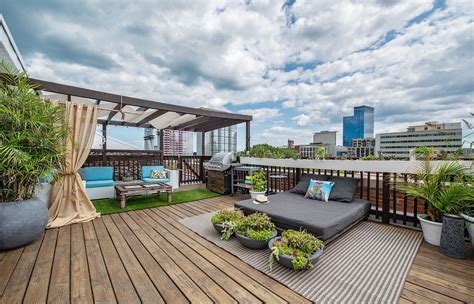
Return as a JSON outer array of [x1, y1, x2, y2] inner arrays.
[[236, 230, 277, 249], [0, 198, 48, 251], [268, 237, 323, 270], [213, 223, 225, 234], [461, 213, 474, 247], [418, 214, 442, 246], [249, 190, 266, 199]]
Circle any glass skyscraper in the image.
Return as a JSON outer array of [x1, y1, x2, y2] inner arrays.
[[343, 106, 374, 147]]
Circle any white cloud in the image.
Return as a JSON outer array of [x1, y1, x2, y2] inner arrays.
[[238, 108, 281, 122], [4, 0, 472, 148]]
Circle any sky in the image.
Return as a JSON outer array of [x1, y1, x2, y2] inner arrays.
[[2, 0, 473, 150]]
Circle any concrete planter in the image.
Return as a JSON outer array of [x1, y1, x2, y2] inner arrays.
[[236, 230, 277, 249], [249, 190, 266, 199], [213, 223, 226, 234], [268, 237, 323, 270], [0, 198, 48, 251], [167, 169, 180, 190], [461, 213, 474, 247], [418, 214, 442, 246]]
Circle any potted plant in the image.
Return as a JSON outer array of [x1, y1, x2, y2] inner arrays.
[[268, 229, 324, 271], [235, 212, 277, 249], [210, 207, 244, 240], [397, 160, 473, 246], [0, 63, 68, 250], [248, 171, 267, 199]]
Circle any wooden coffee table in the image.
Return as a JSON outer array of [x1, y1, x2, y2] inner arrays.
[[115, 181, 172, 208]]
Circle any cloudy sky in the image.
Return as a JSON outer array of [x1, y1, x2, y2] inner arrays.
[[2, 0, 473, 149]]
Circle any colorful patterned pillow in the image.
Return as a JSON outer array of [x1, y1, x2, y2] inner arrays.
[[305, 179, 334, 202], [150, 169, 167, 179]]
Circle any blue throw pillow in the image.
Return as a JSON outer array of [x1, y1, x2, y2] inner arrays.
[[305, 179, 334, 202]]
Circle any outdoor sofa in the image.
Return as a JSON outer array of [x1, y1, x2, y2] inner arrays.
[[235, 174, 371, 241], [80, 166, 115, 200]]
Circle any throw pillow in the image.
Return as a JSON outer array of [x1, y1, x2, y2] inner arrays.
[[328, 177, 360, 203], [150, 169, 167, 179], [290, 174, 330, 195], [305, 179, 334, 202]]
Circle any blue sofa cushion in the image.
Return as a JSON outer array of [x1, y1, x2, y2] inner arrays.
[[142, 178, 170, 183], [86, 180, 115, 188], [141, 166, 165, 179], [81, 167, 114, 181]]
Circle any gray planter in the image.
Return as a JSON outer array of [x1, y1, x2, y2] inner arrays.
[[213, 223, 225, 234], [0, 198, 48, 251], [440, 214, 465, 259], [236, 230, 277, 249], [268, 237, 324, 270]]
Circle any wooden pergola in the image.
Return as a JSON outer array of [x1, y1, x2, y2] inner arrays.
[[28, 78, 252, 154]]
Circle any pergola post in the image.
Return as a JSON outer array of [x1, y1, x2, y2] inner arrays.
[[200, 131, 206, 182], [245, 121, 251, 152], [102, 123, 107, 162], [159, 129, 164, 152]]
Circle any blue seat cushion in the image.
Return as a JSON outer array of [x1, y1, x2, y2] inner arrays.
[[142, 178, 170, 183], [81, 167, 114, 181], [142, 166, 165, 179], [86, 180, 115, 188]]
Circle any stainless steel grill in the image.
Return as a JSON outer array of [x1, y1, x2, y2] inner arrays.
[[203, 152, 236, 172]]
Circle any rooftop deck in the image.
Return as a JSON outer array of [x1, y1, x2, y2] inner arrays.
[[1, 194, 473, 303]]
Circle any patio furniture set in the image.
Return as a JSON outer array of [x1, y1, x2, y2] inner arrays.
[[79, 165, 174, 207]]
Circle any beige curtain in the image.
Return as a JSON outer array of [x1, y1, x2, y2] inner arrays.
[[47, 102, 100, 228]]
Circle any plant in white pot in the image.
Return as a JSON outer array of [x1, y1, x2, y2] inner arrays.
[[397, 160, 473, 246], [0, 63, 68, 250], [248, 171, 266, 199]]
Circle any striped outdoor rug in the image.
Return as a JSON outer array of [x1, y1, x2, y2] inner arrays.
[[180, 212, 423, 304]]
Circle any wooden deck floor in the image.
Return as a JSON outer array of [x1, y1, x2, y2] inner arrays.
[[1, 195, 473, 303]]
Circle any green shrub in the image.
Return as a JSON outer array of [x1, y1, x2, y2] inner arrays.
[[236, 212, 275, 240], [248, 171, 266, 192], [0, 62, 68, 202]]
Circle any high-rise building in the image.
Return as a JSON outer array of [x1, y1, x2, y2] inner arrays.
[[287, 139, 295, 149], [347, 138, 375, 159], [313, 131, 337, 146], [375, 122, 462, 159], [144, 128, 194, 155], [343, 106, 374, 147], [196, 125, 237, 156]]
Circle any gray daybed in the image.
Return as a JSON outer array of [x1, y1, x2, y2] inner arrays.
[[234, 174, 371, 241]]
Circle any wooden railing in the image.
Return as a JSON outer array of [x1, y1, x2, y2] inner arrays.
[[83, 149, 210, 185], [239, 157, 473, 229]]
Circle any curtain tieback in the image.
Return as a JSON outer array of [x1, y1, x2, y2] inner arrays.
[[60, 172, 77, 176]]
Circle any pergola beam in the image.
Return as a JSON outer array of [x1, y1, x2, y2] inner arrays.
[[29, 78, 252, 121]]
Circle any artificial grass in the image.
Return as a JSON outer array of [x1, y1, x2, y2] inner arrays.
[[92, 188, 220, 215]]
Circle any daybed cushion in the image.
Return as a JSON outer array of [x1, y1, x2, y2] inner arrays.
[[290, 173, 330, 195], [235, 191, 370, 241], [328, 176, 360, 203], [86, 180, 115, 188], [142, 177, 170, 183]]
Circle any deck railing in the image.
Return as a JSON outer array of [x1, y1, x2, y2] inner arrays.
[[239, 157, 473, 229], [83, 149, 210, 185]]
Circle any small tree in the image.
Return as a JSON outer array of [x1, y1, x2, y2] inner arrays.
[[0, 62, 68, 202]]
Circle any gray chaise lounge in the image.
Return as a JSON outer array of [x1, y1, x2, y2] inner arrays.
[[235, 191, 371, 241]]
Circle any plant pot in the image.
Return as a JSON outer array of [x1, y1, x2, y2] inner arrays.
[[236, 230, 277, 249], [440, 214, 465, 259], [417, 214, 442, 246], [249, 190, 266, 199], [0, 198, 48, 251], [213, 223, 225, 234], [461, 213, 474, 247], [268, 237, 324, 270]]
